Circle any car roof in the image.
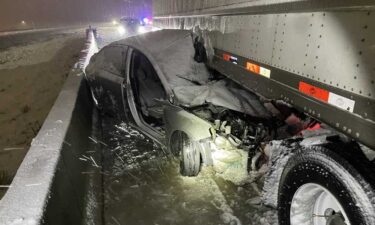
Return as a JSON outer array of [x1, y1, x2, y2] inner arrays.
[[110, 29, 210, 89], [111, 29, 190, 59]]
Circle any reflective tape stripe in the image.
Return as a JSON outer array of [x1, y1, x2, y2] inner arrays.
[[223, 53, 231, 61], [299, 82, 329, 102], [259, 67, 271, 78], [223, 53, 238, 64], [246, 62, 260, 74], [299, 82, 355, 112], [230, 56, 238, 64], [220, 50, 357, 113], [246, 62, 271, 78], [328, 92, 355, 113]]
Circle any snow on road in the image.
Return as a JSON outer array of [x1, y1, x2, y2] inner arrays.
[[96, 115, 277, 225], [95, 25, 155, 49]]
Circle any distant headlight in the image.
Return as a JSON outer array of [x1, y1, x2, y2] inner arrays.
[[117, 26, 126, 35], [138, 26, 146, 33]]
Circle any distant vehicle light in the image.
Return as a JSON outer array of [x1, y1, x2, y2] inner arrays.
[[143, 18, 150, 24], [141, 17, 153, 25], [117, 26, 126, 35], [112, 20, 118, 25], [138, 26, 146, 33]]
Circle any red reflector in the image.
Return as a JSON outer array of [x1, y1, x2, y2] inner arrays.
[[223, 53, 231, 61], [307, 123, 321, 131], [299, 82, 329, 102]]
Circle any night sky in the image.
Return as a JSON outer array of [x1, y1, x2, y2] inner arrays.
[[0, 0, 152, 31]]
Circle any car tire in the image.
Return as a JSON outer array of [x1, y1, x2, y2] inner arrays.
[[278, 144, 375, 225], [170, 131, 201, 176]]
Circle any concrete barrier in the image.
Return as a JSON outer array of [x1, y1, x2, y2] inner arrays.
[[0, 31, 102, 225]]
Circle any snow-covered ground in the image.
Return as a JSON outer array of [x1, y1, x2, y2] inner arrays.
[[0, 27, 63, 37], [0, 28, 86, 199], [95, 116, 277, 225], [95, 25, 155, 49], [0, 36, 78, 70]]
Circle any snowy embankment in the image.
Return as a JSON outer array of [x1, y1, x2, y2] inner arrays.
[[0, 30, 98, 225], [0, 29, 87, 200], [0, 36, 75, 70], [0, 28, 59, 37], [79, 31, 99, 70]]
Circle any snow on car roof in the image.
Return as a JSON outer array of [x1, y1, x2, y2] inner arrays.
[[110, 29, 210, 88], [112, 29, 191, 57]]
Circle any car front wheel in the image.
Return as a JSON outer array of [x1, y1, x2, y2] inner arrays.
[[170, 131, 201, 177]]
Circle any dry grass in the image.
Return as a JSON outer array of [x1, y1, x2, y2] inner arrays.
[[0, 170, 12, 185]]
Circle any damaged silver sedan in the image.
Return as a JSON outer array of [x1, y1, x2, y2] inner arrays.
[[85, 30, 305, 181]]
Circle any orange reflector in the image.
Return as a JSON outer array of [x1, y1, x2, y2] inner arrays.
[[246, 62, 260, 74], [223, 53, 231, 61], [299, 82, 329, 102]]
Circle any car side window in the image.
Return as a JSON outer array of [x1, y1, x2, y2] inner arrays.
[[130, 50, 166, 123], [130, 50, 166, 99], [96, 45, 127, 77]]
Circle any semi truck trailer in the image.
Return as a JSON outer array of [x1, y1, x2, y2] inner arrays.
[[149, 1, 375, 225]]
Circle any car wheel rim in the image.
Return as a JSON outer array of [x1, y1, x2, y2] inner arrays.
[[290, 183, 351, 225]]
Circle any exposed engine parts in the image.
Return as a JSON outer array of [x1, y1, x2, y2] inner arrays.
[[186, 100, 308, 183], [185, 95, 351, 186]]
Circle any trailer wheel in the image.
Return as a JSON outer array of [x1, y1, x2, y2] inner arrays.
[[278, 145, 375, 225], [170, 131, 201, 176]]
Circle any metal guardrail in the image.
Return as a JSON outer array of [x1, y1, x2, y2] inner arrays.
[[0, 31, 101, 225]]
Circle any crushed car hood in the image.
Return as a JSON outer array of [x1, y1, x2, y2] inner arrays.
[[173, 79, 270, 118]]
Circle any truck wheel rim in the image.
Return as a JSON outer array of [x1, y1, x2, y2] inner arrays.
[[290, 183, 351, 225]]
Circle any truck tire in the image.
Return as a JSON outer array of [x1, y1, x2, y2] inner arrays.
[[170, 131, 201, 176], [278, 145, 375, 225]]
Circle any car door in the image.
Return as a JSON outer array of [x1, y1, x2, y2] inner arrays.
[[91, 45, 128, 120], [123, 48, 167, 144]]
